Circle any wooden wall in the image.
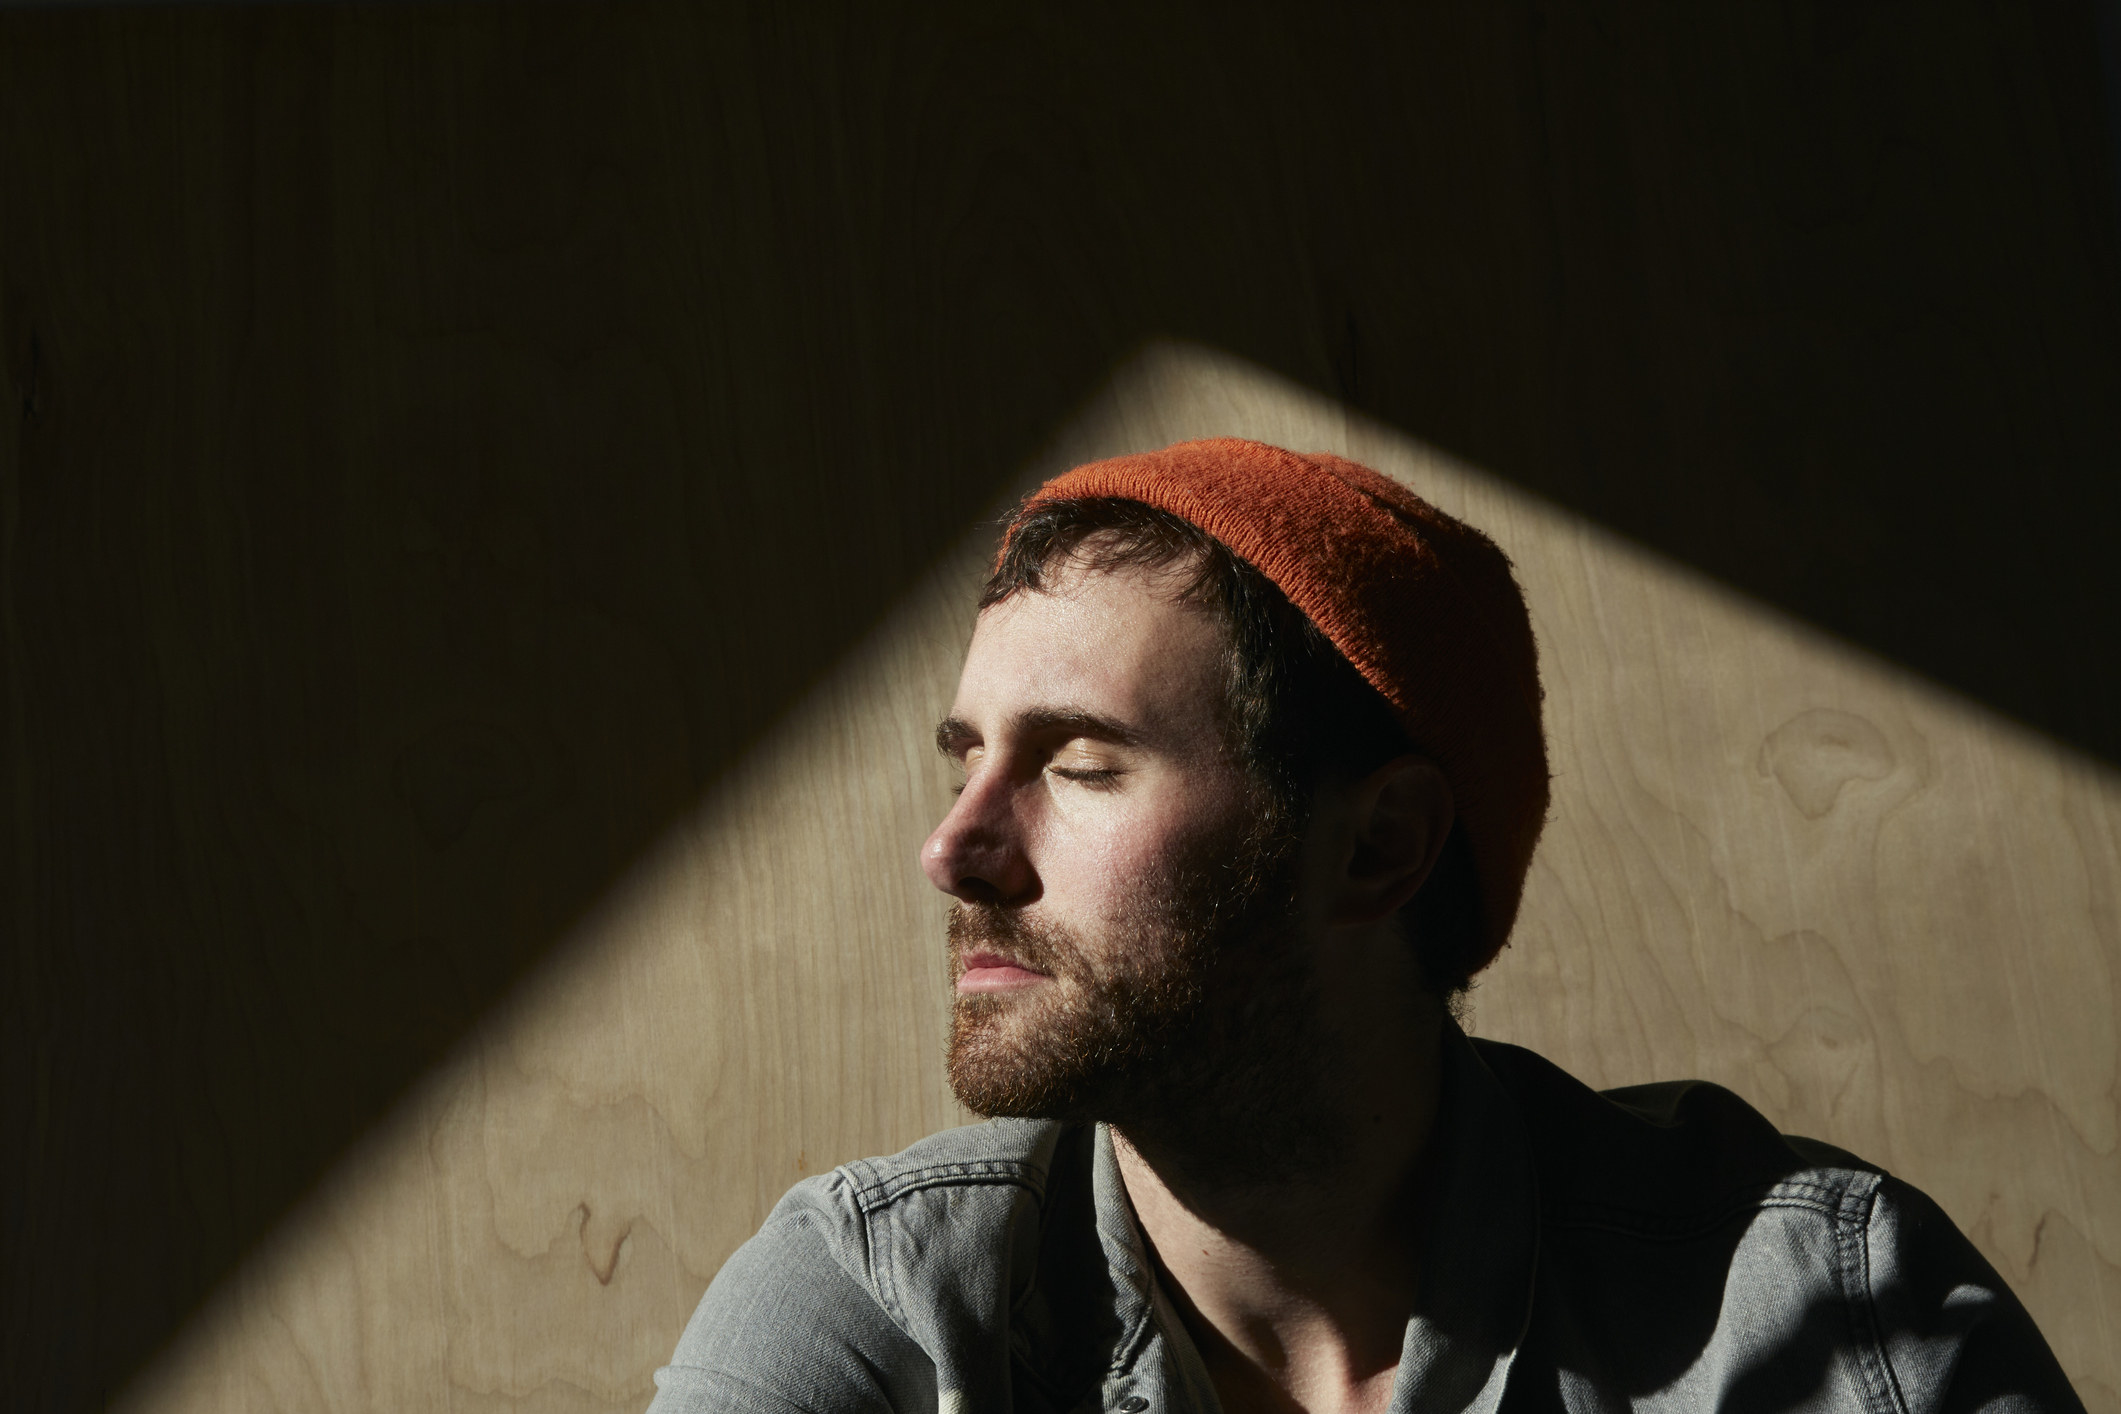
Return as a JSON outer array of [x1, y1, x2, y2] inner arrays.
[[3, 4, 2117, 1411]]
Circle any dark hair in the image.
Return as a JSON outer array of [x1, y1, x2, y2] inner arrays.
[[983, 497, 1482, 1002]]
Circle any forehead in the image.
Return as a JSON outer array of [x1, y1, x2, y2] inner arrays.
[[955, 564, 1227, 729]]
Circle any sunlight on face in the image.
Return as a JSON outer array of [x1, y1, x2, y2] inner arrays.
[[925, 560, 1250, 953], [922, 561, 1270, 1114]]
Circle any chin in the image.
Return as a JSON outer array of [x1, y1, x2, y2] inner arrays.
[[946, 995, 1110, 1121]]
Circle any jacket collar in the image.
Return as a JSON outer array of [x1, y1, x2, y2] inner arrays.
[[1389, 1023, 1539, 1412], [1084, 1023, 1540, 1414]]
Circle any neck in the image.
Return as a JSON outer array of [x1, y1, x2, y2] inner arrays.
[[1110, 929, 1446, 1414]]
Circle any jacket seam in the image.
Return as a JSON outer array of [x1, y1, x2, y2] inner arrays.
[[1843, 1178, 1908, 1414], [814, 1170, 907, 1348], [843, 1161, 1055, 1355], [1110, 1286, 1160, 1376], [1546, 1177, 1862, 1243], [873, 1211, 905, 1335], [852, 1159, 1050, 1212]]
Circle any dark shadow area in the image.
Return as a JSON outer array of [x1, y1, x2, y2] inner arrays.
[[3, 3, 2116, 1408]]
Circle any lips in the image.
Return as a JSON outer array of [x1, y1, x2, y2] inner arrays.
[[955, 951, 1051, 994]]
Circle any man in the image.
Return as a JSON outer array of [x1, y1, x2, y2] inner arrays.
[[649, 440, 2079, 1413]]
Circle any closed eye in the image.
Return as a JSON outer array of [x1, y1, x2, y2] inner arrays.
[[1049, 766, 1122, 788]]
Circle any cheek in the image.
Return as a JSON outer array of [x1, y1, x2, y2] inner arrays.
[[1037, 810, 1138, 912], [1042, 782, 1246, 915]]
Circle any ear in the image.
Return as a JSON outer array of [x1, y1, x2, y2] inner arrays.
[[1329, 755, 1454, 926]]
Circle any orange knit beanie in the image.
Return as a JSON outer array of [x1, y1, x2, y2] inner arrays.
[[1011, 437, 1549, 972]]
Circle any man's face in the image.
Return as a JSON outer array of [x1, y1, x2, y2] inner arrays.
[[924, 558, 1296, 1119]]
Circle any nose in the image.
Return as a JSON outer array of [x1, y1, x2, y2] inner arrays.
[[921, 765, 1036, 904]]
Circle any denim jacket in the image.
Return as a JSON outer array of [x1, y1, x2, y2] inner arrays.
[[648, 1031, 2081, 1413]]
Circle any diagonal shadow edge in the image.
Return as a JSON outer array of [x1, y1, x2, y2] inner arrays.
[[105, 338, 2121, 1412]]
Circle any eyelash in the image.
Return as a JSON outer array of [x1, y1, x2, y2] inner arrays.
[[944, 762, 1123, 795], [1049, 766, 1121, 788]]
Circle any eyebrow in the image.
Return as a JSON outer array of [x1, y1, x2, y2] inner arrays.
[[934, 707, 1145, 756]]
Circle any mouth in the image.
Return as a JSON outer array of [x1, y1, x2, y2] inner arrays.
[[955, 951, 1052, 995]]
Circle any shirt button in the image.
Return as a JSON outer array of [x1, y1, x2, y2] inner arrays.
[[1118, 1399, 1149, 1413]]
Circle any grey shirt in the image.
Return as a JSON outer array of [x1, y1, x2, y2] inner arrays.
[[648, 1031, 2081, 1413]]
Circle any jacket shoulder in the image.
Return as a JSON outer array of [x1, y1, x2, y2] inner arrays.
[[1467, 1036, 1881, 1228], [1468, 1039, 2083, 1408], [754, 1117, 1075, 1329], [832, 1116, 1068, 1213]]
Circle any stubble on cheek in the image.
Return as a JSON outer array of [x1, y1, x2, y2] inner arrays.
[[940, 780, 1301, 1122]]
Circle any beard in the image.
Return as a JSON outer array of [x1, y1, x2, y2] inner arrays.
[[945, 804, 1345, 1184]]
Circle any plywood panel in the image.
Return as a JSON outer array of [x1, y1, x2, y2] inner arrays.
[[116, 345, 2120, 1413], [9, 5, 2120, 1409]]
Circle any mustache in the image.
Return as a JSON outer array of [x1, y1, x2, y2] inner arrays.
[[947, 903, 1075, 977]]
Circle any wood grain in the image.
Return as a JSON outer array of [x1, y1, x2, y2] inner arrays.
[[7, 4, 2120, 1411], [112, 345, 2120, 1412]]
